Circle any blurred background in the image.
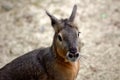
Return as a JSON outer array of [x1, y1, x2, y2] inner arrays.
[[0, 0, 120, 80]]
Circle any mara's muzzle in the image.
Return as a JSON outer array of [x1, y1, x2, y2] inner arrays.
[[66, 48, 80, 62]]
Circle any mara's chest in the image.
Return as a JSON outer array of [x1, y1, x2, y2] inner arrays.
[[45, 61, 80, 80]]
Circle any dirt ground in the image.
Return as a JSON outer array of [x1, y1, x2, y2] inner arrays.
[[0, 0, 120, 80]]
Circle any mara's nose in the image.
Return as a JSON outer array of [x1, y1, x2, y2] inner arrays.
[[69, 47, 77, 54]]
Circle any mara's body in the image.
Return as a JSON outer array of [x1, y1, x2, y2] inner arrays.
[[0, 5, 81, 80], [0, 47, 79, 80]]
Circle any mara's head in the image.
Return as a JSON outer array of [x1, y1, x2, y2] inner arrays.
[[46, 5, 81, 62]]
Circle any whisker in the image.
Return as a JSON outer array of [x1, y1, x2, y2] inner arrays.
[[79, 54, 97, 72], [79, 54, 92, 68]]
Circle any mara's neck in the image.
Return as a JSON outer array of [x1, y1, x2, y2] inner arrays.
[[51, 44, 65, 63], [51, 35, 66, 63], [47, 45, 80, 80]]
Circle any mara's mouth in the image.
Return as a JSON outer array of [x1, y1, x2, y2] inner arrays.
[[66, 51, 80, 62]]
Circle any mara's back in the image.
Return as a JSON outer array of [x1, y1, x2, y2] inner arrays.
[[0, 47, 50, 80]]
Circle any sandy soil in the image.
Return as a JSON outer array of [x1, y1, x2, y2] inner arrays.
[[0, 0, 120, 80]]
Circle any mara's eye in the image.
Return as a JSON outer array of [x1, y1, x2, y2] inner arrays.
[[58, 35, 62, 41], [78, 32, 81, 37]]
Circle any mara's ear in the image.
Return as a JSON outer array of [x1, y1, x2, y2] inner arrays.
[[69, 5, 77, 22], [46, 11, 62, 32], [46, 11, 59, 26]]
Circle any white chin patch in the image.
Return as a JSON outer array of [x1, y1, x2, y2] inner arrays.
[[66, 52, 79, 62]]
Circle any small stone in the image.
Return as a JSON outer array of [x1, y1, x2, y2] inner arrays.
[[118, 44, 120, 47], [1, 1, 14, 11], [40, 26, 45, 33], [101, 13, 108, 19]]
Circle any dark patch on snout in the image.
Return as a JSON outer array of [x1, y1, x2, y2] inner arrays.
[[69, 47, 77, 54]]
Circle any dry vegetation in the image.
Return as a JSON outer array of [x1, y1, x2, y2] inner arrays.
[[0, 0, 120, 80]]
